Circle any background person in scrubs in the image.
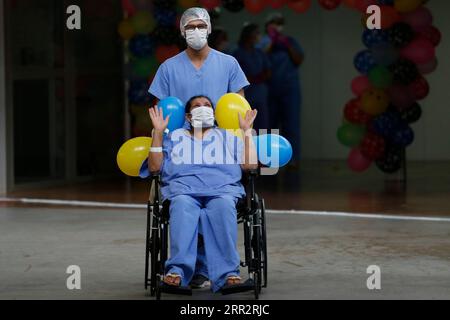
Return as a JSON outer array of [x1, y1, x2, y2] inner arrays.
[[260, 12, 304, 166], [148, 7, 249, 288], [234, 23, 271, 130], [146, 96, 258, 292]]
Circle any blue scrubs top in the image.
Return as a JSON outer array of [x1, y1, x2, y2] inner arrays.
[[258, 35, 304, 92], [140, 128, 245, 201], [149, 49, 250, 106]]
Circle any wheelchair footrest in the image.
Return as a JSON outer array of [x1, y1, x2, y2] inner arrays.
[[221, 279, 255, 295], [159, 282, 193, 296]]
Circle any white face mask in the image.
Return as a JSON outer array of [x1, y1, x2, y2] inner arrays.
[[190, 106, 215, 128], [185, 28, 208, 51]]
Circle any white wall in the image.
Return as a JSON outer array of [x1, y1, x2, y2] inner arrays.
[[0, 0, 7, 194], [219, 1, 450, 160]]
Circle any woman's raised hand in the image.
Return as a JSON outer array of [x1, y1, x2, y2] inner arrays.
[[238, 109, 258, 132], [149, 106, 170, 133]]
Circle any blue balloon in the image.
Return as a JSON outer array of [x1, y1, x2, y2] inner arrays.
[[128, 80, 151, 105], [362, 29, 388, 49], [129, 35, 155, 58], [253, 134, 293, 168], [391, 125, 415, 147], [158, 97, 185, 132], [372, 111, 401, 138], [354, 50, 377, 75], [154, 8, 177, 27]]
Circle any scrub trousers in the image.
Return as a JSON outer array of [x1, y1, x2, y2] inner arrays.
[[165, 194, 240, 293], [268, 81, 302, 161]]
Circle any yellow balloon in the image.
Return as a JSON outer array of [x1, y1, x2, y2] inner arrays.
[[216, 93, 251, 130], [360, 88, 390, 116], [394, 0, 423, 13], [117, 137, 152, 177], [118, 19, 135, 40]]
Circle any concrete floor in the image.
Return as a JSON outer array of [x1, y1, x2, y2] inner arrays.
[[1, 207, 449, 300]]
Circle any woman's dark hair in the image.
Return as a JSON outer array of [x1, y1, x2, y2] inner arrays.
[[209, 28, 228, 50], [185, 95, 214, 113], [239, 23, 259, 46]]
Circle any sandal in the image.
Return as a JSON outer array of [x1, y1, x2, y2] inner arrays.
[[163, 273, 182, 287]]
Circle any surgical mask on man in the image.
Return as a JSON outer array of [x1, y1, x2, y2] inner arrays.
[[190, 106, 215, 128], [185, 28, 208, 50]]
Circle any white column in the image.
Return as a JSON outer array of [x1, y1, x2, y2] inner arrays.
[[0, 0, 7, 194]]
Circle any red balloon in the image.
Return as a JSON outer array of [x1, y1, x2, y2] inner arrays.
[[380, 5, 401, 29], [354, 0, 376, 12], [351, 75, 371, 96], [400, 36, 435, 65], [402, 6, 433, 31], [417, 57, 438, 75], [388, 85, 415, 111], [318, 0, 342, 10], [121, 0, 136, 16], [417, 25, 442, 47], [287, 0, 312, 13], [361, 133, 386, 160], [344, 98, 372, 124], [267, 0, 286, 9], [155, 45, 180, 64], [200, 0, 222, 10], [348, 148, 372, 172], [244, 0, 266, 14], [408, 76, 429, 100]]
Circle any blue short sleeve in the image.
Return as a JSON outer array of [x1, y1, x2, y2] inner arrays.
[[149, 63, 169, 100], [228, 57, 250, 94]]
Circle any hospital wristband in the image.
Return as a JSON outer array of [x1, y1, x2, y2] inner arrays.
[[150, 147, 163, 153]]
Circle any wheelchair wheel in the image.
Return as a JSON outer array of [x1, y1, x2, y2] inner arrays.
[[260, 198, 268, 289]]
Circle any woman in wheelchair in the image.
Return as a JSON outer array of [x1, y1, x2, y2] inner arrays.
[[147, 95, 258, 293]]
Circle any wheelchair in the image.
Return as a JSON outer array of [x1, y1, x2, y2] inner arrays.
[[144, 169, 268, 300]]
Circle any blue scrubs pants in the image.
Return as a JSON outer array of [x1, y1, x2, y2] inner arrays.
[[165, 194, 240, 293], [268, 81, 302, 161]]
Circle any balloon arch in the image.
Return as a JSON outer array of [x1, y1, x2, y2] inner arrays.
[[118, 0, 440, 175]]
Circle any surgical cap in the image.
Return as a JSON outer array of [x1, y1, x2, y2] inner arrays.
[[180, 7, 212, 35], [266, 12, 284, 25]]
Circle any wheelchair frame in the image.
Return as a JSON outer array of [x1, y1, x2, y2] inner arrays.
[[144, 169, 268, 300]]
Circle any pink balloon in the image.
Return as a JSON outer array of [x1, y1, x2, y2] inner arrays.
[[388, 85, 416, 111], [348, 148, 372, 173], [400, 36, 435, 65], [402, 6, 433, 31], [417, 57, 438, 75], [351, 76, 371, 96]]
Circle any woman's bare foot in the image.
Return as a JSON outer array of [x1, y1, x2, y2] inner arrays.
[[226, 276, 242, 286], [164, 274, 181, 287]]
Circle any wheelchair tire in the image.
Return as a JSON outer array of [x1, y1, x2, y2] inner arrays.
[[260, 198, 268, 289], [253, 272, 260, 300], [156, 281, 161, 301]]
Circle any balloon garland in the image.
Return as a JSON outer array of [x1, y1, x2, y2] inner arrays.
[[118, 0, 440, 175], [338, 0, 440, 174]]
